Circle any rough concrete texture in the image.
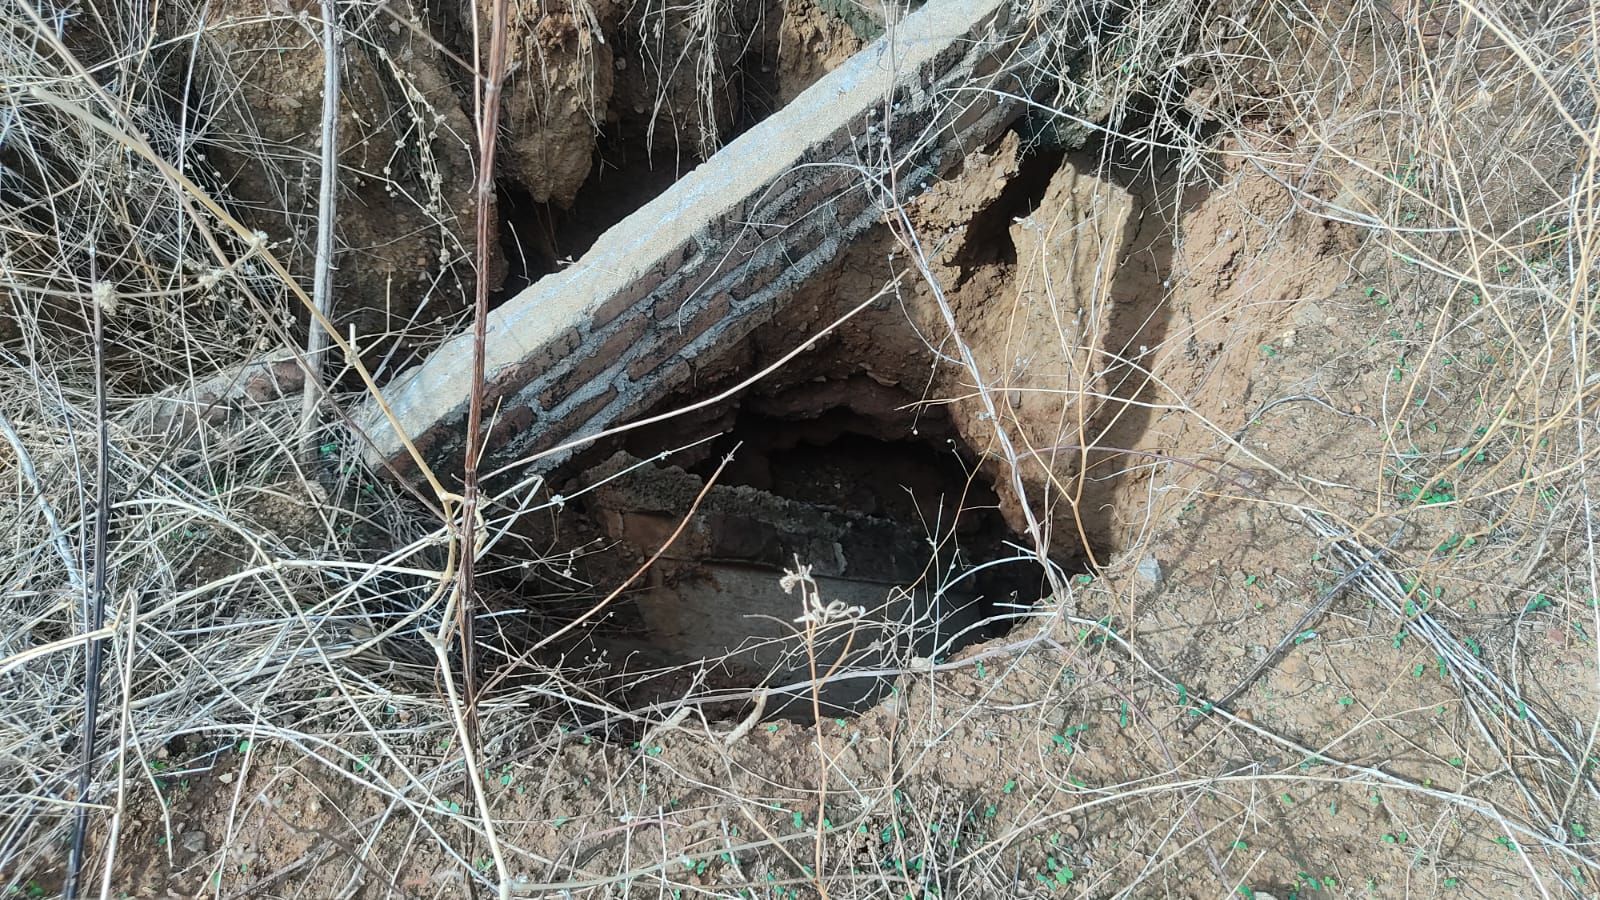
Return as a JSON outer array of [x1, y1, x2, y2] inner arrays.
[[353, 0, 1043, 480], [583, 452, 934, 583]]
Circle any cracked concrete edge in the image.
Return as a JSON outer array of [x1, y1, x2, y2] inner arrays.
[[352, 0, 1025, 475]]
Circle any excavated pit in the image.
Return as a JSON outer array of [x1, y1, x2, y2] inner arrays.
[[498, 310, 1092, 723], [457, 121, 1185, 727]]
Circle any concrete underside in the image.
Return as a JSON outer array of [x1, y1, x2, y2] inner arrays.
[[567, 452, 1007, 719]]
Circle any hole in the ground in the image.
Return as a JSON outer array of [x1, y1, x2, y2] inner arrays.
[[492, 181, 557, 298], [498, 374, 1085, 726], [949, 143, 1065, 279], [491, 150, 684, 304]]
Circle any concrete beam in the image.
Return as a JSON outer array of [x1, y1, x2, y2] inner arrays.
[[353, 0, 1040, 481]]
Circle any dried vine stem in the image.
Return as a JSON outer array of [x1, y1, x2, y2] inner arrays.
[[300, 0, 342, 461], [454, 0, 513, 893]]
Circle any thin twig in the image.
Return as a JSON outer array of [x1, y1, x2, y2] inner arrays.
[[301, 0, 342, 461], [454, 0, 511, 893], [0, 412, 83, 595], [460, 0, 511, 740], [63, 262, 112, 899], [1182, 527, 1402, 734]]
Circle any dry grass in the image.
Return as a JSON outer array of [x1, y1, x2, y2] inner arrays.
[[1222, 0, 1599, 848], [1, 0, 1597, 896]]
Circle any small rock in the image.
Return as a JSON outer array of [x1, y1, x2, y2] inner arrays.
[[217, 772, 234, 785], [1135, 555, 1162, 585], [1292, 302, 1325, 327], [180, 830, 208, 854]]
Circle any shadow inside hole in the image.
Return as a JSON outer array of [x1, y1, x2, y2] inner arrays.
[[529, 393, 1082, 725]]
